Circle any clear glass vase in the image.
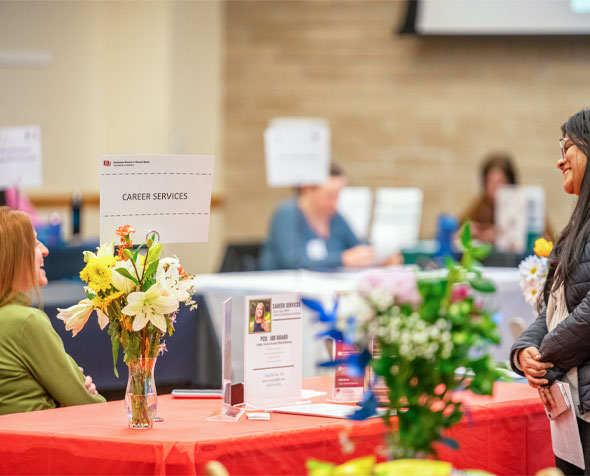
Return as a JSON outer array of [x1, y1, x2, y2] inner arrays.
[[125, 357, 157, 429]]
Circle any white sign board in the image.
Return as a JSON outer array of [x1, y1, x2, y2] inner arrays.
[[264, 118, 330, 187], [0, 126, 42, 188], [525, 185, 545, 235], [100, 155, 214, 244], [495, 185, 527, 253], [243, 294, 302, 408], [337, 186, 373, 240], [370, 187, 423, 257], [495, 185, 545, 253]]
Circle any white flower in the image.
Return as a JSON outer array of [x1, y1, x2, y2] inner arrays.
[[337, 293, 375, 326], [156, 257, 196, 302], [368, 287, 394, 312], [83, 241, 115, 263], [522, 281, 542, 310], [57, 299, 109, 337], [122, 282, 179, 332], [112, 258, 138, 294], [519, 256, 547, 281]]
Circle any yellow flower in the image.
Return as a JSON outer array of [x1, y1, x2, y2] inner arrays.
[[92, 290, 123, 310], [534, 238, 553, 258], [80, 255, 116, 292]]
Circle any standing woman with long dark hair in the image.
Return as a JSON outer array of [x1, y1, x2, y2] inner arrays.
[[511, 108, 590, 474]]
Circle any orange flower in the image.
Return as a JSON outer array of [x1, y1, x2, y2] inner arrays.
[[115, 225, 135, 240], [534, 238, 553, 258], [115, 225, 136, 259], [117, 245, 131, 261], [178, 265, 188, 278], [121, 315, 134, 332]]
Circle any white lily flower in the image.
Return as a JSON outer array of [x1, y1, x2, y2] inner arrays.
[[57, 299, 109, 337], [122, 282, 179, 332], [112, 259, 138, 294], [96, 308, 109, 330], [83, 241, 115, 263], [156, 258, 196, 301]]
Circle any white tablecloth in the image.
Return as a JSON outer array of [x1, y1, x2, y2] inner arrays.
[[196, 267, 534, 379]]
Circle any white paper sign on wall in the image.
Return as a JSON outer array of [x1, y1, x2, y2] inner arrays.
[[264, 118, 330, 187], [100, 154, 214, 244], [0, 126, 42, 189]]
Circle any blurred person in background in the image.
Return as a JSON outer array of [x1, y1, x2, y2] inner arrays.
[[0, 206, 104, 415], [260, 164, 383, 270], [460, 152, 517, 243]]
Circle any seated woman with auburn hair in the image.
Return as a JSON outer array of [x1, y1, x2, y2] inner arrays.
[[0, 206, 105, 415]]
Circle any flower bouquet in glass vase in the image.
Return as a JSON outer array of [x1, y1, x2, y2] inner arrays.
[[57, 225, 197, 429]]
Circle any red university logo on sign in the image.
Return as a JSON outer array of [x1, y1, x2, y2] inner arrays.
[[103, 160, 111, 166]]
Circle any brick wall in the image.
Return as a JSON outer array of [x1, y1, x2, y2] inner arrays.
[[224, 0, 586, 243]]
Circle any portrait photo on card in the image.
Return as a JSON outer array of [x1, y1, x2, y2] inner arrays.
[[248, 298, 272, 334]]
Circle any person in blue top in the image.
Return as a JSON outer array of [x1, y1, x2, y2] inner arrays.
[[260, 164, 377, 271]]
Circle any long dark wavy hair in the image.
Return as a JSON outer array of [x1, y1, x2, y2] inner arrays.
[[551, 108, 590, 292]]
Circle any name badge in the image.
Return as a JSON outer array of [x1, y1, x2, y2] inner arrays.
[[306, 238, 328, 261]]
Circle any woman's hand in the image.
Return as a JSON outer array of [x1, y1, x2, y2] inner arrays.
[[518, 346, 553, 388], [84, 375, 98, 395], [538, 386, 556, 413], [79, 367, 98, 395], [342, 245, 375, 268]]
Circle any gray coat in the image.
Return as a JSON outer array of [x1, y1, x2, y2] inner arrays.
[[510, 246, 590, 414]]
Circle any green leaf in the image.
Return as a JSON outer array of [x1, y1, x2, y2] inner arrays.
[[471, 244, 491, 260], [144, 258, 159, 279], [107, 324, 120, 378], [166, 317, 175, 336], [132, 244, 144, 263], [460, 222, 472, 250], [115, 267, 139, 285], [124, 333, 140, 363], [147, 243, 162, 263], [444, 256, 456, 271], [469, 276, 496, 293], [85, 290, 97, 300], [143, 277, 156, 292]]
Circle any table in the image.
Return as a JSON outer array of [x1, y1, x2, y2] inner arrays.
[[196, 268, 535, 379], [0, 378, 552, 476]]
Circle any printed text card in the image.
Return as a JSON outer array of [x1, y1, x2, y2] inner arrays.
[[100, 155, 214, 244], [244, 294, 302, 408]]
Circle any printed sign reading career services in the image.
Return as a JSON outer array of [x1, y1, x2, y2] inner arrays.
[[100, 155, 214, 244], [244, 295, 302, 408]]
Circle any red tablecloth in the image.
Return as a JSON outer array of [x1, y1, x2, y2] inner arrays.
[[0, 378, 552, 476]]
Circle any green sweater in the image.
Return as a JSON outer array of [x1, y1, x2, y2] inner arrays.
[[0, 294, 105, 415]]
